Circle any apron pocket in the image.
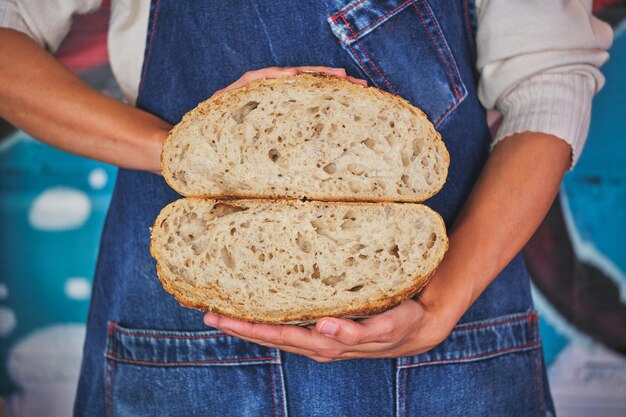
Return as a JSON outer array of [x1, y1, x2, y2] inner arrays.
[[104, 321, 287, 417], [395, 311, 549, 417], [326, 0, 467, 126]]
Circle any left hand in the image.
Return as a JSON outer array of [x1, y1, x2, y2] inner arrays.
[[203, 295, 458, 362]]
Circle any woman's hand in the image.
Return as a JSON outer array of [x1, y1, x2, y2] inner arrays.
[[203, 248, 467, 363], [214, 66, 367, 97], [204, 289, 459, 362]]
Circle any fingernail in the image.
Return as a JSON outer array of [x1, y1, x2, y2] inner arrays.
[[204, 314, 216, 326], [319, 320, 339, 336]]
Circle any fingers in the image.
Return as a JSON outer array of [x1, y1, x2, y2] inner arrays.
[[215, 66, 368, 97], [346, 75, 368, 86], [291, 66, 368, 86], [292, 66, 346, 77], [315, 300, 423, 346], [204, 313, 339, 362], [204, 312, 389, 360], [217, 67, 298, 95]]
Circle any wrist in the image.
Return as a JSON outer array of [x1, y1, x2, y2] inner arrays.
[[414, 232, 492, 327]]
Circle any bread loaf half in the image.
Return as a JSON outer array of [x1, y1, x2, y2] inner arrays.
[[162, 73, 449, 202], [151, 198, 448, 324]]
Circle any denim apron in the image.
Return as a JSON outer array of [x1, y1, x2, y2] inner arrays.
[[75, 1, 555, 415]]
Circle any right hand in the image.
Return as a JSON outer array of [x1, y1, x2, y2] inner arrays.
[[212, 66, 368, 97]]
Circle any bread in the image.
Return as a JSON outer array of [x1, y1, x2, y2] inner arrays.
[[152, 73, 450, 324], [162, 73, 449, 202], [150, 198, 448, 324]]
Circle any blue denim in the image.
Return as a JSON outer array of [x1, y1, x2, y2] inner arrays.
[[75, 0, 556, 415]]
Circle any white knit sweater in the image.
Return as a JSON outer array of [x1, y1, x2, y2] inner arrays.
[[0, 0, 613, 166]]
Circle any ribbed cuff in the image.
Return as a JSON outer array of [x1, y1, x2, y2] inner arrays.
[[493, 72, 596, 169]]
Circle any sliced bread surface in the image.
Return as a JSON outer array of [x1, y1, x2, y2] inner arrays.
[[150, 198, 448, 324], [162, 73, 449, 202]]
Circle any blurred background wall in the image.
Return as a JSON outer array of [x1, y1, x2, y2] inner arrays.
[[0, 1, 625, 416]]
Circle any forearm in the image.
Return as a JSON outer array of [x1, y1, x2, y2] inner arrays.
[[420, 132, 571, 321], [0, 28, 170, 172]]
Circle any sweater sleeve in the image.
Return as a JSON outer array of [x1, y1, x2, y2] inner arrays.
[[475, 0, 613, 167], [0, 0, 101, 52]]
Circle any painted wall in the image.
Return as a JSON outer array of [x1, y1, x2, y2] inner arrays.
[[0, 2, 625, 416]]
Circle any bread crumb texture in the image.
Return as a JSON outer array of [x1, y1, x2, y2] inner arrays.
[[162, 74, 449, 202], [151, 199, 448, 324]]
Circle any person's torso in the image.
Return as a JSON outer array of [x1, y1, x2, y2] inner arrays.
[[75, 2, 542, 415]]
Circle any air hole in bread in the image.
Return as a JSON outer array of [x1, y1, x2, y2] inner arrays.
[[426, 232, 437, 249], [401, 153, 410, 167], [229, 227, 236, 236], [250, 245, 257, 253], [221, 247, 235, 269], [361, 138, 375, 150], [209, 203, 247, 218], [388, 245, 400, 258], [347, 164, 365, 176], [311, 263, 320, 279], [344, 257, 355, 266], [191, 240, 208, 256], [339, 219, 357, 232], [412, 138, 421, 159], [347, 285, 364, 292], [264, 125, 275, 134], [322, 163, 336, 174], [401, 175, 410, 187], [231, 101, 259, 123], [354, 115, 362, 122], [313, 123, 324, 135], [349, 181, 360, 193], [307, 106, 319, 114], [358, 254, 368, 260], [384, 134, 396, 148], [258, 253, 265, 262], [268, 148, 280, 162], [322, 272, 346, 287], [295, 233, 312, 253]]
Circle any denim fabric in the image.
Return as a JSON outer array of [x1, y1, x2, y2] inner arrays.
[[74, 0, 555, 415]]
